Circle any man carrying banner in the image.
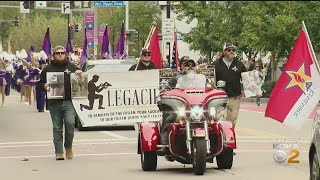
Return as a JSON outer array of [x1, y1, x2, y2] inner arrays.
[[39, 45, 83, 160], [211, 43, 247, 129], [129, 48, 157, 71]]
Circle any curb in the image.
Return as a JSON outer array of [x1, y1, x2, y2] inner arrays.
[[240, 97, 269, 103]]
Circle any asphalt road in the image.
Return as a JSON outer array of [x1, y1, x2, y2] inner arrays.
[[0, 92, 313, 180]]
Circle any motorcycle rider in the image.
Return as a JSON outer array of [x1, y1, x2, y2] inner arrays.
[[158, 57, 198, 154]]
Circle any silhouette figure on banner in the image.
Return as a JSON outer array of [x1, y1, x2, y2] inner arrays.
[[80, 75, 112, 111]]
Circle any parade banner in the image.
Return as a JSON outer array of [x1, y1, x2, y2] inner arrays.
[[241, 70, 264, 97], [71, 70, 162, 127], [47, 72, 65, 99]]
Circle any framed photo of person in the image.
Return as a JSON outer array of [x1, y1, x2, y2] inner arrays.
[[47, 72, 65, 99]]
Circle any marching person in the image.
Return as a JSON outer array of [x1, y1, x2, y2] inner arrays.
[[129, 48, 157, 71], [4, 59, 13, 96], [0, 59, 6, 107], [35, 59, 47, 112], [39, 45, 82, 160], [211, 43, 247, 129]]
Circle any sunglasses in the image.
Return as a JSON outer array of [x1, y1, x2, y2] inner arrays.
[[55, 52, 66, 55], [226, 49, 234, 52], [143, 53, 151, 57], [183, 62, 196, 67]]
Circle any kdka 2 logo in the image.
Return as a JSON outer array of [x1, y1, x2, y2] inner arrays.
[[273, 138, 300, 164]]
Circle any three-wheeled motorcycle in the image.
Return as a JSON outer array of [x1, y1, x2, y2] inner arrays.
[[137, 73, 236, 175]]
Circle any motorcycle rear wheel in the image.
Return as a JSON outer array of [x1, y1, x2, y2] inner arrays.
[[141, 151, 157, 171], [192, 138, 206, 175]]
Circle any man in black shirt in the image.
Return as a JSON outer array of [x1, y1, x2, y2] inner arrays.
[[211, 43, 247, 129], [129, 48, 157, 71], [40, 45, 82, 160]]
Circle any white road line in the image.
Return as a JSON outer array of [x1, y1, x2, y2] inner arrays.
[[0, 138, 136, 145], [0, 141, 136, 148], [0, 152, 136, 159], [100, 131, 129, 140], [0, 150, 309, 160], [240, 109, 314, 120]]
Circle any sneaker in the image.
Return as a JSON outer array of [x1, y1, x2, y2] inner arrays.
[[56, 154, 64, 160], [233, 152, 236, 155], [66, 148, 73, 160]]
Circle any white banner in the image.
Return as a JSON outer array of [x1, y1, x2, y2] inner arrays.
[[241, 70, 264, 97], [71, 70, 162, 127]]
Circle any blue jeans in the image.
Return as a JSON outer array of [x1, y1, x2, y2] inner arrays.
[[49, 101, 76, 154]]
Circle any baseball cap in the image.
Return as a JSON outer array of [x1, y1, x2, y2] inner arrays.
[[140, 48, 151, 54], [179, 56, 190, 67], [53, 45, 66, 54], [223, 43, 236, 51]]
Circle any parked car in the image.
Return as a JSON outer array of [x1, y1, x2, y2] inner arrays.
[[309, 110, 320, 180]]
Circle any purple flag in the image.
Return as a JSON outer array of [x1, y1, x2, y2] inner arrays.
[[116, 22, 125, 59], [80, 29, 89, 68], [107, 25, 114, 58], [42, 27, 52, 56], [66, 24, 73, 55], [30, 45, 35, 52], [100, 25, 113, 59]]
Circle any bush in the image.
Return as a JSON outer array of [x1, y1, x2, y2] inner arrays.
[[262, 81, 277, 98]]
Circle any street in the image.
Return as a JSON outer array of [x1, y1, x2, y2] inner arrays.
[[0, 92, 312, 180]]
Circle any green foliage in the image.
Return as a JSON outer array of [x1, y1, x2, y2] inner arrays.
[[175, 1, 320, 61], [1, 2, 161, 57], [262, 81, 277, 98]]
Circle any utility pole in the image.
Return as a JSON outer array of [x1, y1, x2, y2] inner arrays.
[[93, 5, 98, 56], [166, 1, 170, 65], [125, 1, 129, 59]]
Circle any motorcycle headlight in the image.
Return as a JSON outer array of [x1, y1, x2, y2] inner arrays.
[[190, 106, 203, 120], [178, 108, 185, 116], [210, 107, 217, 117]]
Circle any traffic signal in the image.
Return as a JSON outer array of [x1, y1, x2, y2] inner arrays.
[[14, 17, 20, 27], [23, 1, 30, 9], [70, 1, 75, 9], [75, 24, 80, 32], [30, 1, 35, 9], [134, 31, 139, 42]]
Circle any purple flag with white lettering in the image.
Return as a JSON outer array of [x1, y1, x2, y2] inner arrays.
[[42, 27, 52, 56], [116, 21, 125, 59]]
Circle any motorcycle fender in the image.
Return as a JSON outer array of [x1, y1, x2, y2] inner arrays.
[[139, 122, 160, 152], [192, 128, 206, 137], [219, 121, 237, 149]]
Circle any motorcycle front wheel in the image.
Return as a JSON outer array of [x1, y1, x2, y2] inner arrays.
[[192, 138, 206, 175]]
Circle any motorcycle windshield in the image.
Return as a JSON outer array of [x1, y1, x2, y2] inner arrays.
[[177, 73, 206, 88]]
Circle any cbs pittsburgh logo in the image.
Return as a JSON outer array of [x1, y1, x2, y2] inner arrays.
[[273, 138, 300, 164]]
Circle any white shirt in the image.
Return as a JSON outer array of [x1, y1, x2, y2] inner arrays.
[[6, 64, 14, 73], [223, 58, 233, 69]]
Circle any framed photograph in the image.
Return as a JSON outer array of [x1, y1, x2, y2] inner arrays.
[[47, 72, 65, 99], [71, 73, 88, 99]]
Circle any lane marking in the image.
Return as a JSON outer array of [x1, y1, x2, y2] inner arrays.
[[0, 138, 136, 145], [100, 131, 129, 140], [0, 152, 136, 159], [0, 141, 136, 148], [236, 127, 284, 138], [0, 150, 309, 160], [240, 109, 314, 120]]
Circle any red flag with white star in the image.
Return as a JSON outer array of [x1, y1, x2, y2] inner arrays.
[[265, 27, 320, 130]]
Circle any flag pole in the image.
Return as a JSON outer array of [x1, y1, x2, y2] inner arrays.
[[135, 22, 157, 71], [302, 21, 320, 72]]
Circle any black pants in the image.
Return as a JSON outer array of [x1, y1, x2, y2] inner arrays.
[[160, 112, 177, 145]]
